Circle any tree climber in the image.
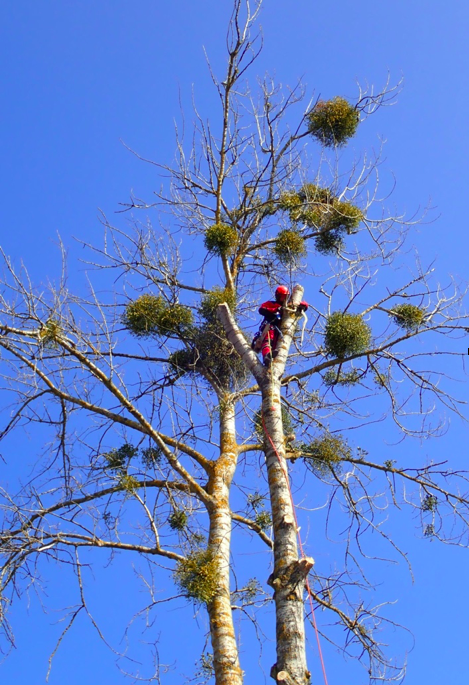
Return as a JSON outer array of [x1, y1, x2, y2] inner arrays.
[[252, 286, 309, 366]]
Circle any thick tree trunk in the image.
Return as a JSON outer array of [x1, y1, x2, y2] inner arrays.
[[261, 285, 311, 684], [262, 379, 310, 685], [207, 401, 243, 685], [217, 287, 310, 684]]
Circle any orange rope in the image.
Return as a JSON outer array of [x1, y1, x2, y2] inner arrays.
[[262, 412, 329, 685]]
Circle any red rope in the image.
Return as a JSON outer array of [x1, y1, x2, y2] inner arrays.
[[262, 413, 329, 685]]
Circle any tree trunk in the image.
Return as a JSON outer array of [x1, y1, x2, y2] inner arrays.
[[207, 400, 243, 685], [262, 379, 309, 684], [217, 286, 309, 684], [261, 285, 310, 684]]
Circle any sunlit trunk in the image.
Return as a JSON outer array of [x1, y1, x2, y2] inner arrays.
[[262, 379, 310, 685], [217, 286, 310, 684], [208, 400, 243, 685]]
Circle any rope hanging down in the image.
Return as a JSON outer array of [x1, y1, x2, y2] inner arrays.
[[262, 412, 329, 685]]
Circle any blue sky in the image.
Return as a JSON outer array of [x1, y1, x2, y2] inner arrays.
[[1, 2, 468, 684]]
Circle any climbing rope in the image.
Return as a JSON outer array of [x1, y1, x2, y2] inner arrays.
[[262, 410, 329, 685], [299, 310, 308, 347]]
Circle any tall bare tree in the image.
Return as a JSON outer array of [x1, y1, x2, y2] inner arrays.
[[1, 2, 468, 683]]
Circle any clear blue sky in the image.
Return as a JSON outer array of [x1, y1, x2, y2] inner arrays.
[[1, 2, 468, 684]]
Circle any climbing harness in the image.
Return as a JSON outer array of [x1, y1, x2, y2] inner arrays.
[[252, 320, 272, 353]]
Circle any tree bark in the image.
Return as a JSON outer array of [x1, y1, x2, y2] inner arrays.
[[218, 286, 311, 684], [207, 400, 243, 685], [262, 377, 308, 684]]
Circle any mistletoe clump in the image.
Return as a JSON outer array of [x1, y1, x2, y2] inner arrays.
[[327, 200, 363, 234], [39, 318, 62, 348], [390, 303, 426, 331], [324, 311, 371, 358], [273, 229, 307, 265], [277, 190, 303, 214], [153, 303, 193, 335], [236, 578, 262, 603], [323, 368, 360, 387], [204, 223, 238, 256], [169, 510, 189, 531], [194, 327, 247, 387], [307, 97, 359, 147], [255, 510, 272, 530], [168, 286, 246, 388], [174, 549, 219, 604], [297, 183, 333, 205], [119, 474, 139, 492], [169, 328, 246, 389], [199, 287, 237, 323], [103, 443, 138, 472], [301, 433, 351, 476], [314, 230, 345, 255], [421, 494, 438, 512], [373, 370, 387, 388], [122, 294, 193, 338], [278, 184, 331, 225], [313, 200, 362, 255], [168, 348, 196, 371], [141, 446, 163, 468], [278, 183, 363, 255]]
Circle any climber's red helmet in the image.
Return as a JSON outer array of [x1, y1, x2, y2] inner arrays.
[[275, 285, 290, 303]]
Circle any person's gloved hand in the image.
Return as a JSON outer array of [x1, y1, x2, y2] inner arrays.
[[297, 300, 309, 313]]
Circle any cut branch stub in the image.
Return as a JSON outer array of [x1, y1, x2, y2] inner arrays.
[[267, 557, 314, 591], [270, 666, 296, 685]]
